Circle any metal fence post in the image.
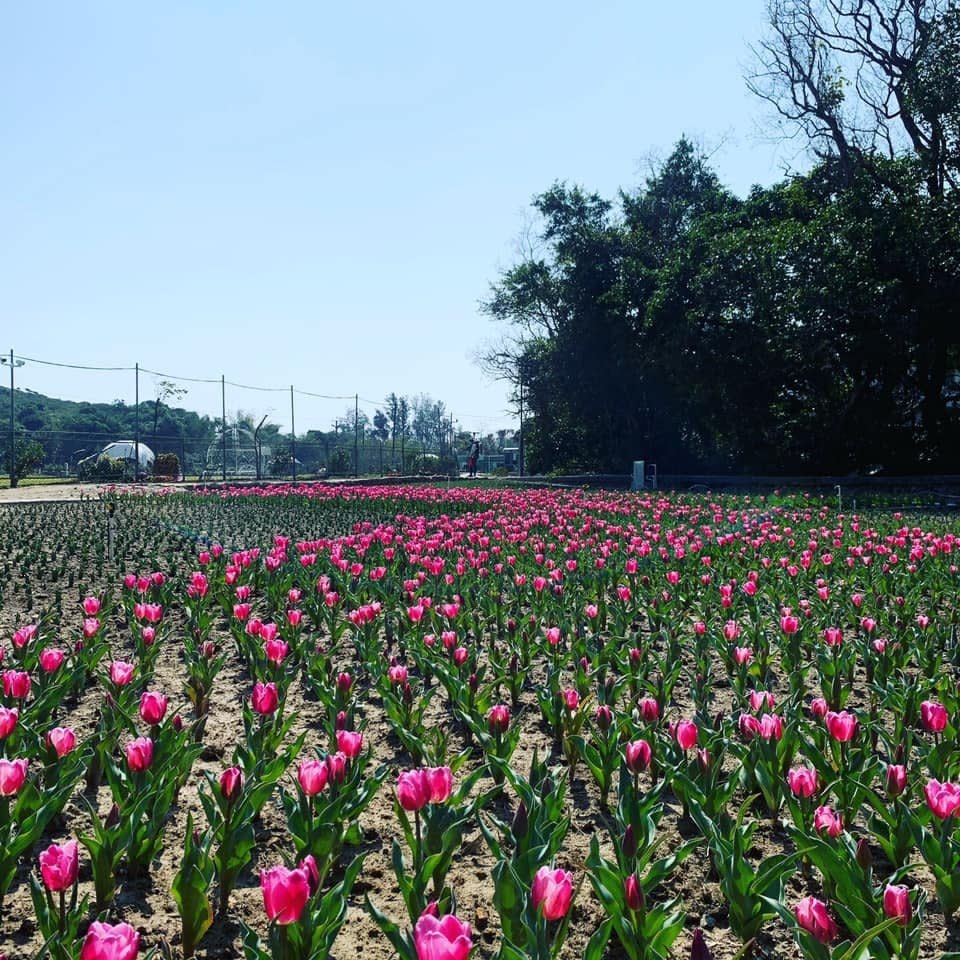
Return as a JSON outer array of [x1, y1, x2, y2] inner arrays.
[[290, 385, 297, 482], [221, 375, 227, 482], [134, 362, 140, 482]]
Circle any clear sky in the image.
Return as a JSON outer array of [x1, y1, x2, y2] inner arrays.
[[1, 1, 798, 437]]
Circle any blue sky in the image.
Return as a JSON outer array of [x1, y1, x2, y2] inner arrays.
[[1, 1, 799, 436]]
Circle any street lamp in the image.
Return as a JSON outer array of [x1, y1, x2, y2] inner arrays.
[[1, 351, 26, 488]]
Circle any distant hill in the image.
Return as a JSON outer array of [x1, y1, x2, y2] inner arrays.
[[0, 383, 217, 468]]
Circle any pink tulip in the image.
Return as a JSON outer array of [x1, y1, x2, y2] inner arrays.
[[413, 911, 472, 960], [795, 896, 837, 944], [787, 767, 818, 798], [39, 648, 65, 673], [824, 710, 858, 742], [46, 727, 77, 758], [638, 697, 660, 722], [139, 691, 168, 725], [264, 638, 289, 665], [79, 921, 140, 960], [809, 697, 829, 718], [813, 805, 843, 838], [39, 839, 79, 891], [563, 688, 579, 711], [920, 700, 948, 733], [0, 706, 17, 739], [220, 766, 244, 802], [488, 704, 510, 735], [298, 759, 329, 796], [0, 758, 28, 795], [738, 714, 761, 741], [2, 670, 30, 699], [261, 860, 313, 925], [733, 646, 752, 665], [325, 752, 347, 785], [749, 690, 775, 711], [125, 737, 154, 772], [544, 627, 561, 646], [722, 620, 741, 642], [82, 618, 101, 638], [109, 661, 135, 687], [886, 764, 907, 797], [82, 597, 101, 615], [924, 778, 960, 819], [780, 614, 799, 634], [428, 766, 453, 803], [531, 866, 574, 920], [625, 739, 652, 773], [252, 681, 279, 716], [883, 884, 912, 926], [12, 624, 38, 649], [822, 626, 843, 646], [758, 714, 783, 740], [397, 769, 432, 811], [336, 729, 364, 758], [673, 719, 698, 750]]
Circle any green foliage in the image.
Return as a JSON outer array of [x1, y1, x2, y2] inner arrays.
[[483, 117, 960, 474], [3, 437, 44, 485], [154, 452, 180, 478], [78, 454, 128, 481]]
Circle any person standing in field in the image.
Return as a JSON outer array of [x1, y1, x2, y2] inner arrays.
[[467, 438, 481, 477]]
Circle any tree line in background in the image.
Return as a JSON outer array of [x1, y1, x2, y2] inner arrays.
[[481, 0, 960, 476], [0, 383, 516, 480]]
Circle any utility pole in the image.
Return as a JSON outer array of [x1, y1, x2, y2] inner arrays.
[[518, 366, 524, 477], [134, 362, 140, 482], [290, 386, 297, 482], [3, 350, 25, 487], [354, 394, 359, 477], [221, 375, 227, 482]]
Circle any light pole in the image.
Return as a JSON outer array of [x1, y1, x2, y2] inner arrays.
[[518, 364, 525, 478], [2, 351, 26, 488]]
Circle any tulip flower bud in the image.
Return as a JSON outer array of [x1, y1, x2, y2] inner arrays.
[[886, 763, 907, 797], [511, 801, 528, 842], [624, 874, 644, 912], [595, 704, 613, 732], [105, 803, 121, 828], [469, 672, 479, 692], [883, 884, 912, 926], [691, 929, 714, 960], [335, 710, 348, 731], [402, 682, 414, 706], [855, 838, 872, 871]]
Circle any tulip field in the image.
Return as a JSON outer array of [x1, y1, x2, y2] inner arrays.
[[2, 484, 960, 960]]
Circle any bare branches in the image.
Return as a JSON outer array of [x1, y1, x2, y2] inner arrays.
[[747, 0, 956, 193]]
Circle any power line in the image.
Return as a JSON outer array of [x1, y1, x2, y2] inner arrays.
[[224, 379, 288, 393], [16, 354, 134, 372], [138, 366, 220, 385]]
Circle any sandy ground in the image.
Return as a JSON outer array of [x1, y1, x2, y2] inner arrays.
[[0, 482, 107, 503]]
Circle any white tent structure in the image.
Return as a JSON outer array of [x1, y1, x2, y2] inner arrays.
[[99, 441, 155, 472]]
